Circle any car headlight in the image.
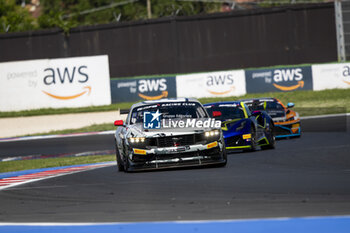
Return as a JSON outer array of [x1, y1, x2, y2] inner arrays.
[[286, 116, 295, 121], [129, 137, 146, 143], [235, 121, 246, 131], [205, 129, 220, 137]]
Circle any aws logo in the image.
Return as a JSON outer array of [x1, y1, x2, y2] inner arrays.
[[342, 66, 350, 85], [206, 74, 235, 95], [42, 66, 90, 100], [138, 79, 168, 100], [272, 69, 304, 91]]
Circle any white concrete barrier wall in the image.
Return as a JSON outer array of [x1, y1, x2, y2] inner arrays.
[[0, 55, 111, 112], [312, 63, 350, 91], [176, 70, 246, 98]]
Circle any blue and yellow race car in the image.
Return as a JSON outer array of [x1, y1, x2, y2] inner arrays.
[[204, 101, 275, 151]]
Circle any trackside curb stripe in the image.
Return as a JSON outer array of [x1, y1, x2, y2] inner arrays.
[[0, 130, 115, 143], [0, 162, 113, 179], [0, 215, 349, 233], [0, 149, 115, 162], [0, 162, 116, 190]]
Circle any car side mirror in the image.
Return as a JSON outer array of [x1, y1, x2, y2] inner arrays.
[[251, 110, 261, 115], [114, 120, 124, 126], [287, 102, 295, 108], [212, 111, 222, 117]]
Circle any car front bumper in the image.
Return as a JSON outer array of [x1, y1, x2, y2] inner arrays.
[[274, 121, 301, 138], [224, 132, 253, 150], [127, 140, 226, 171]]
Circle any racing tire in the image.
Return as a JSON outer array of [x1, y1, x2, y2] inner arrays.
[[115, 143, 124, 172], [261, 136, 275, 150], [123, 156, 130, 173], [217, 146, 227, 167], [261, 124, 276, 150], [247, 126, 257, 152]]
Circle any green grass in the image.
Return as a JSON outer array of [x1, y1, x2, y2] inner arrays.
[[22, 123, 115, 137], [199, 89, 350, 116], [0, 155, 115, 173], [2, 88, 349, 119], [0, 102, 137, 118], [199, 88, 350, 106]]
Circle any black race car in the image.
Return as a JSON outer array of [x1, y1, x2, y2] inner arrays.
[[113, 98, 227, 172]]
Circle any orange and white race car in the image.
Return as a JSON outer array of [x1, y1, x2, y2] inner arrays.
[[241, 98, 301, 138]]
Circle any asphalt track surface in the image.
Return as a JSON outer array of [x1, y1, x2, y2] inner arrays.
[[0, 114, 349, 158], [0, 115, 349, 222], [0, 134, 115, 158]]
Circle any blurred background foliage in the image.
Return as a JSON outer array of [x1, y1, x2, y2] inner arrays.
[[0, 0, 329, 33]]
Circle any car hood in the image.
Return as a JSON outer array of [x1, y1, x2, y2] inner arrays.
[[266, 109, 286, 120], [127, 122, 218, 138]]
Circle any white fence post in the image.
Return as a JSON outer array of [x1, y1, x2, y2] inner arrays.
[[335, 0, 346, 62]]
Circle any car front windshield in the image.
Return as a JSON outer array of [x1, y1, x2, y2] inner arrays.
[[246, 100, 284, 111], [129, 102, 208, 124], [205, 104, 245, 121]]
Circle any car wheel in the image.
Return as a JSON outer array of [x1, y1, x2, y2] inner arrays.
[[123, 156, 130, 173], [249, 126, 257, 152], [217, 145, 227, 167], [261, 124, 275, 150], [115, 143, 124, 172]]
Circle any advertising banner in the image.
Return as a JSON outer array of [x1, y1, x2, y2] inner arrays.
[[176, 70, 246, 98], [0, 55, 111, 112], [312, 63, 350, 90], [245, 66, 313, 93], [110, 76, 177, 103]]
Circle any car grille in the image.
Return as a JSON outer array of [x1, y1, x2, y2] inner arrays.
[[131, 146, 222, 164], [153, 134, 203, 148], [274, 125, 292, 135], [225, 135, 244, 147]]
